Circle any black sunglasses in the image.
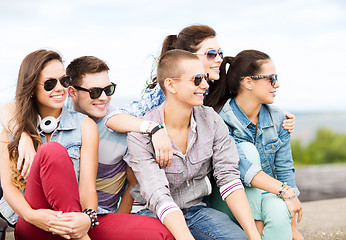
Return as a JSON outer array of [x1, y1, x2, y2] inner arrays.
[[38, 75, 71, 91], [249, 74, 278, 86], [194, 49, 224, 61], [73, 83, 117, 99], [171, 73, 209, 86]]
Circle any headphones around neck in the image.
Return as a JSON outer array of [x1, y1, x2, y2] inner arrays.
[[38, 115, 61, 133]]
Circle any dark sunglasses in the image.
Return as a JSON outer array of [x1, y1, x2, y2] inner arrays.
[[73, 83, 117, 99], [172, 73, 209, 86], [38, 75, 71, 91], [194, 49, 224, 61], [249, 74, 278, 86]]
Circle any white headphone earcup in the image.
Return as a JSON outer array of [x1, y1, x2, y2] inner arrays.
[[39, 116, 58, 134]]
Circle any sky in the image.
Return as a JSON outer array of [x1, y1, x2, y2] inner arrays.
[[0, 0, 345, 113]]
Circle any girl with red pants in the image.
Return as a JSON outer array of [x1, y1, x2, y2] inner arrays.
[[0, 49, 173, 240]]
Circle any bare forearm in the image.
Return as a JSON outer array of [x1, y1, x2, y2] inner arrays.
[[79, 188, 98, 211], [116, 188, 134, 214], [225, 189, 261, 240], [250, 170, 283, 194], [163, 210, 195, 240], [106, 113, 143, 132]]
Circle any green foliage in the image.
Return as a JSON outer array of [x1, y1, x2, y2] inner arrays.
[[292, 128, 346, 165]]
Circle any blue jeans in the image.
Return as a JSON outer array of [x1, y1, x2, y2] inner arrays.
[[137, 205, 247, 240]]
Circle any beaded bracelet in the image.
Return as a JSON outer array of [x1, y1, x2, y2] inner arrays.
[[283, 194, 297, 201], [83, 208, 99, 228], [277, 182, 289, 199]]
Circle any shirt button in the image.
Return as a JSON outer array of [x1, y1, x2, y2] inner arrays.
[[272, 145, 276, 150]]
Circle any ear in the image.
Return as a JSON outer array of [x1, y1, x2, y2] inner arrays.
[[164, 78, 177, 94], [68, 86, 78, 99], [242, 77, 253, 91]]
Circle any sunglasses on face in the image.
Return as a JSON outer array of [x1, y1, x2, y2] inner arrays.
[[249, 74, 278, 86], [38, 76, 71, 91], [194, 49, 224, 61], [73, 83, 117, 99], [172, 73, 209, 86]]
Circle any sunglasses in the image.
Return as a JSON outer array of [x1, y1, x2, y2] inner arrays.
[[194, 49, 224, 61], [38, 75, 71, 91], [249, 74, 278, 86], [73, 83, 117, 99], [171, 73, 209, 86]]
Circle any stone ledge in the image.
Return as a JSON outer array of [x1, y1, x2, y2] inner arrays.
[[297, 197, 346, 240], [4, 198, 346, 239]]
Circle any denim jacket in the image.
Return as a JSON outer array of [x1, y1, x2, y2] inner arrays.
[[0, 106, 86, 225], [219, 98, 299, 195]]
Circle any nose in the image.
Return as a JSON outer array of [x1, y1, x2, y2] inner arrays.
[[215, 53, 223, 63], [97, 90, 109, 100], [200, 78, 209, 89], [54, 80, 65, 91], [274, 81, 280, 88]]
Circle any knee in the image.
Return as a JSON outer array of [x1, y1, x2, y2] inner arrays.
[[263, 197, 290, 228], [36, 142, 70, 167]]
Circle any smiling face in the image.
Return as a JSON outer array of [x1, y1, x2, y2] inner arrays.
[[172, 59, 209, 107], [250, 59, 279, 104], [34, 59, 67, 117], [194, 37, 222, 81], [70, 71, 112, 120]]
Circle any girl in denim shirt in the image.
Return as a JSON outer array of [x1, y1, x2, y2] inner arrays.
[[205, 50, 304, 240], [105, 24, 296, 167]]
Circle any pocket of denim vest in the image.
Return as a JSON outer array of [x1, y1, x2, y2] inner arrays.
[[264, 138, 283, 154], [65, 143, 81, 159]]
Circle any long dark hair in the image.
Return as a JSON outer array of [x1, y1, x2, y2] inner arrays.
[[146, 24, 216, 90], [204, 50, 270, 112], [8, 49, 63, 190]]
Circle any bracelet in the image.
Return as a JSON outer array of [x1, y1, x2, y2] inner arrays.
[[83, 208, 99, 228], [150, 124, 164, 135], [140, 121, 152, 133], [146, 124, 165, 145], [277, 182, 289, 199], [283, 194, 297, 201]]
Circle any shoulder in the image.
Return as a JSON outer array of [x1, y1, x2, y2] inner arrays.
[[263, 104, 286, 123], [194, 105, 228, 130], [141, 103, 163, 122]]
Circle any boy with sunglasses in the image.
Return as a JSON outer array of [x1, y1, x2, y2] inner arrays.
[[0, 56, 167, 215], [126, 49, 261, 240]]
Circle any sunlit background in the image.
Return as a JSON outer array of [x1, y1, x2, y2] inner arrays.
[[1, 0, 346, 202]]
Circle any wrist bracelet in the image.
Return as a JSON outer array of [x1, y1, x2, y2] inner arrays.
[[150, 124, 164, 135], [283, 194, 297, 201], [277, 182, 288, 199], [83, 208, 99, 228]]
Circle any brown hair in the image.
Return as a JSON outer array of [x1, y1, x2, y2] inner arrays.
[[8, 49, 63, 190], [66, 56, 109, 87], [157, 49, 199, 94], [204, 50, 270, 112], [146, 24, 216, 90]]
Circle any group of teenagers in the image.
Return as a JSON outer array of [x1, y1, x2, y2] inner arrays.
[[0, 24, 304, 240]]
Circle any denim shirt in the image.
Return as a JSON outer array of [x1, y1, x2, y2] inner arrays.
[[0, 106, 86, 225], [219, 98, 299, 195]]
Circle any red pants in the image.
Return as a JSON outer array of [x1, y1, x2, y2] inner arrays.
[[15, 142, 173, 240]]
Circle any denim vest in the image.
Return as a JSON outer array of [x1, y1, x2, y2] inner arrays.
[[0, 106, 86, 225], [219, 98, 299, 195]]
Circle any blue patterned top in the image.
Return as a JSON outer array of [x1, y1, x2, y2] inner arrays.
[[107, 85, 165, 119]]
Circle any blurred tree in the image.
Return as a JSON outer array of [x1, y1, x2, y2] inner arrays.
[[292, 128, 346, 165]]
